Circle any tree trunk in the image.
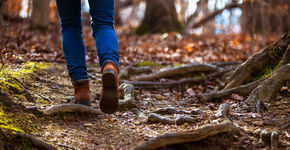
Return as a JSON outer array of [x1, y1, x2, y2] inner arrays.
[[31, 0, 50, 30], [241, 0, 290, 34], [136, 0, 182, 34], [114, 0, 122, 25]]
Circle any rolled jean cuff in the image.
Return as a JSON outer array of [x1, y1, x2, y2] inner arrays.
[[70, 75, 89, 81]]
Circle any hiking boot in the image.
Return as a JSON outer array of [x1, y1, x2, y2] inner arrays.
[[72, 79, 91, 107], [100, 61, 119, 114]]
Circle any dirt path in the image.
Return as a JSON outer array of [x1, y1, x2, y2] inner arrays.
[[1, 63, 289, 150]]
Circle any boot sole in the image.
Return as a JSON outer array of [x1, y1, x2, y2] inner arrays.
[[100, 70, 118, 114]]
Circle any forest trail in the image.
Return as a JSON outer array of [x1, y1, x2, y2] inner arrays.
[[1, 61, 289, 150]]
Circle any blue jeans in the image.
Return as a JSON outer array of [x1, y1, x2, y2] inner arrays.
[[56, 0, 119, 81]]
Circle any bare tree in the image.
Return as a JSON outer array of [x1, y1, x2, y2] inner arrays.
[[136, 0, 182, 34]]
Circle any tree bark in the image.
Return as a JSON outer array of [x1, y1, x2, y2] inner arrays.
[[136, 0, 182, 34], [31, 0, 50, 30]]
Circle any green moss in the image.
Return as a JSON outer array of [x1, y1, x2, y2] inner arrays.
[[0, 62, 50, 100], [0, 105, 23, 133], [173, 63, 184, 67], [138, 61, 160, 67], [243, 64, 275, 84]]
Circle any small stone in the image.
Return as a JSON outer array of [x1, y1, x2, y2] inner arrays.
[[253, 121, 264, 126]]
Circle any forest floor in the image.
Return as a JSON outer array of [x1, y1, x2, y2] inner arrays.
[[0, 20, 289, 149], [0, 62, 288, 150]]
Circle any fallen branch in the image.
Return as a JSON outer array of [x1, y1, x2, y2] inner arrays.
[[147, 113, 196, 125], [134, 63, 222, 81], [43, 104, 103, 116], [134, 120, 240, 150]]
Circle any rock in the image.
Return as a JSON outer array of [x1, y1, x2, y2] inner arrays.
[[253, 121, 264, 126]]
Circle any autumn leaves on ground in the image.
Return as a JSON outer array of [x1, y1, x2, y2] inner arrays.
[[0, 0, 290, 149]]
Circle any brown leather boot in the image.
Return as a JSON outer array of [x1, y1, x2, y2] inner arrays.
[[72, 79, 91, 106], [100, 61, 119, 114]]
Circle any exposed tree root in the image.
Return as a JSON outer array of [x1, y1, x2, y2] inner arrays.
[[125, 68, 234, 89], [152, 107, 203, 115], [120, 66, 153, 80], [134, 63, 222, 81], [118, 83, 139, 111], [147, 113, 196, 125], [187, 77, 266, 103], [211, 61, 241, 67], [44, 83, 138, 115], [134, 120, 240, 150], [124, 77, 204, 89], [246, 64, 290, 110], [224, 34, 289, 90], [43, 104, 103, 116]]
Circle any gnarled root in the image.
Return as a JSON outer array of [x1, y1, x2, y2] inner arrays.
[[224, 34, 289, 90], [43, 104, 103, 116], [134, 63, 222, 81], [134, 120, 240, 150], [246, 64, 290, 111], [146, 113, 196, 125]]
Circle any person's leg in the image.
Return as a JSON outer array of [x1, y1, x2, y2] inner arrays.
[[56, 0, 88, 81], [88, 0, 119, 113], [88, 0, 119, 68], [56, 0, 91, 106]]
